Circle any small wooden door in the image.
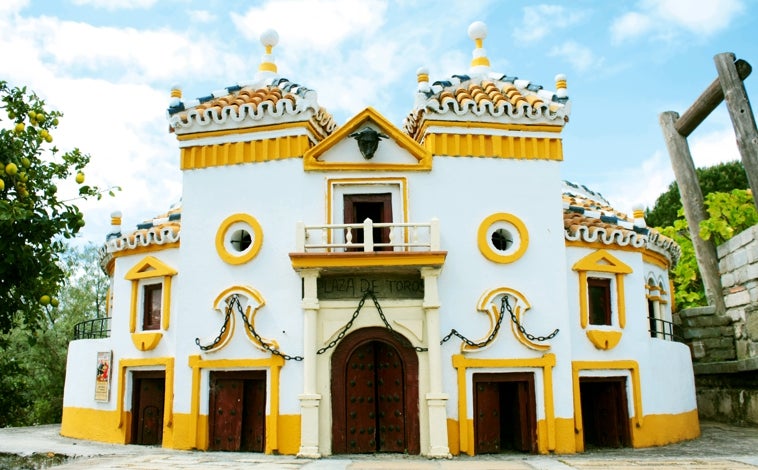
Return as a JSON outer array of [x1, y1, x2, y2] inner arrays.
[[209, 371, 266, 452], [131, 371, 165, 446], [474, 373, 537, 454], [343, 193, 392, 250], [332, 327, 420, 454], [579, 377, 631, 448]]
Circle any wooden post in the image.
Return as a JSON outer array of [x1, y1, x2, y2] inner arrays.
[[660, 112, 726, 313], [714, 53, 758, 209]]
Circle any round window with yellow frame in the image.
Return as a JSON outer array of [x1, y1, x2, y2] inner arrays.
[[216, 213, 263, 265], [477, 212, 528, 264]]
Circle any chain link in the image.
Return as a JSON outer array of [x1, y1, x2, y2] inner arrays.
[[440, 294, 559, 347], [195, 298, 232, 351]]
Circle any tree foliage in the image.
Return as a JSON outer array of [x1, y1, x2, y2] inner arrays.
[[660, 189, 758, 310], [0, 244, 107, 426], [0, 81, 113, 332], [645, 160, 749, 228]]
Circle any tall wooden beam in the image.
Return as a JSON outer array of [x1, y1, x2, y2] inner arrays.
[[675, 59, 752, 137], [660, 112, 726, 314], [714, 53, 758, 209]]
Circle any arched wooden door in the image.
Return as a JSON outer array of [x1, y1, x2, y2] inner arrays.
[[331, 327, 420, 454]]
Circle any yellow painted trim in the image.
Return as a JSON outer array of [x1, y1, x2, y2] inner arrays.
[[210, 285, 278, 352], [176, 121, 323, 142], [117, 357, 175, 434], [585, 330, 622, 350], [110, 242, 181, 259], [452, 354, 556, 455], [571, 360, 643, 452], [414, 120, 564, 141], [470, 287, 550, 352], [422, 133, 563, 161], [130, 332, 163, 351], [304, 107, 432, 171], [125, 256, 177, 336], [215, 213, 263, 265], [289, 251, 446, 270], [573, 249, 632, 331], [188, 355, 285, 453], [325, 177, 409, 244], [477, 212, 529, 264], [566, 240, 672, 269], [642, 251, 670, 270], [61, 408, 124, 443], [180, 135, 311, 170]]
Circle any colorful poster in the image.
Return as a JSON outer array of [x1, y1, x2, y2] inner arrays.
[[95, 351, 112, 402]]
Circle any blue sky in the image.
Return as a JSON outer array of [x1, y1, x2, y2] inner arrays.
[[1, 0, 756, 244]]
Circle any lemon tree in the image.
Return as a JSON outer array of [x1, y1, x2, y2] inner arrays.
[[0, 81, 111, 331]]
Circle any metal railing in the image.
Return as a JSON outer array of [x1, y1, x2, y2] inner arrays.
[[73, 317, 112, 340], [648, 316, 684, 342], [295, 218, 440, 253]]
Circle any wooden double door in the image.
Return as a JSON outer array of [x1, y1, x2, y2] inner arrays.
[[332, 327, 420, 454], [131, 371, 165, 446], [208, 371, 267, 452], [474, 372, 537, 454]]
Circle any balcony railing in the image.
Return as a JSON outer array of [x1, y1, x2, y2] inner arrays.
[[295, 218, 440, 253], [73, 317, 112, 340], [648, 316, 683, 342]]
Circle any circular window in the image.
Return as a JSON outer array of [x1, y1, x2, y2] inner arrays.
[[477, 213, 528, 264], [216, 214, 263, 265]]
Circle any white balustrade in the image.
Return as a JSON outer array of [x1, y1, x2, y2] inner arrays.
[[295, 218, 440, 253]]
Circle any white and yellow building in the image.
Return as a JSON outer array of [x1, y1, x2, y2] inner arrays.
[[62, 22, 699, 456]]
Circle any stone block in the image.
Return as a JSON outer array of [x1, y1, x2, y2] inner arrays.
[[748, 244, 758, 264], [734, 322, 746, 339], [708, 348, 737, 361], [748, 312, 758, 341], [725, 287, 751, 308], [748, 263, 758, 281], [726, 307, 746, 323], [720, 326, 736, 337], [684, 327, 721, 339], [685, 314, 732, 327], [719, 254, 734, 273], [691, 340, 705, 359], [678, 305, 717, 319], [722, 271, 736, 288], [737, 339, 748, 359], [732, 249, 750, 270], [749, 341, 758, 359]]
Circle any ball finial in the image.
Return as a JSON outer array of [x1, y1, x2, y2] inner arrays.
[[468, 21, 488, 40], [260, 29, 279, 48]]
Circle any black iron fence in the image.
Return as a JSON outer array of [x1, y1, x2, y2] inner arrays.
[[73, 317, 111, 340], [648, 316, 684, 342]]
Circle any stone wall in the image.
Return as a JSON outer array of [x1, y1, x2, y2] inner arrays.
[[718, 224, 758, 361], [680, 224, 758, 425]]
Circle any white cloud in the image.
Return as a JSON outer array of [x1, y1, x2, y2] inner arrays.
[[513, 5, 587, 43], [71, 0, 157, 9], [0, 0, 28, 15], [611, 0, 745, 43], [230, 0, 388, 52], [598, 127, 741, 212], [548, 41, 602, 72], [188, 10, 215, 23]]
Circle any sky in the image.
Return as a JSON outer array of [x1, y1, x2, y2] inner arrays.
[[1, 0, 756, 245]]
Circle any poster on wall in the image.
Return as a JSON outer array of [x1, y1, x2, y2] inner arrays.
[[95, 351, 112, 402]]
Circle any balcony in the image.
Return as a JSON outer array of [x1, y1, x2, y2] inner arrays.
[[73, 317, 112, 340], [290, 218, 446, 272]]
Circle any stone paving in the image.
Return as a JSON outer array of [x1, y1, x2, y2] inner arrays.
[[0, 421, 756, 469]]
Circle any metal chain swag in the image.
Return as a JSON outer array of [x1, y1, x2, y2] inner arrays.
[[440, 295, 559, 348], [195, 294, 304, 361], [197, 291, 558, 359]]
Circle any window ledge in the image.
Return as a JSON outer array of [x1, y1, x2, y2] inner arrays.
[[131, 332, 163, 351], [586, 329, 622, 350]]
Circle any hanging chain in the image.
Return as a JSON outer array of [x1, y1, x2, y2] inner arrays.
[[317, 289, 428, 354], [195, 298, 233, 351], [440, 294, 559, 347], [196, 294, 303, 361], [504, 295, 559, 342]]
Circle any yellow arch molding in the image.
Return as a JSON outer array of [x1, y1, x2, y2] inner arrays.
[[468, 287, 550, 352], [198, 286, 278, 353]]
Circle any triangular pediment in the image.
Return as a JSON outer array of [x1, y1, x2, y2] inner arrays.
[[304, 107, 431, 171], [572, 249, 632, 274], [125, 255, 178, 280]]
